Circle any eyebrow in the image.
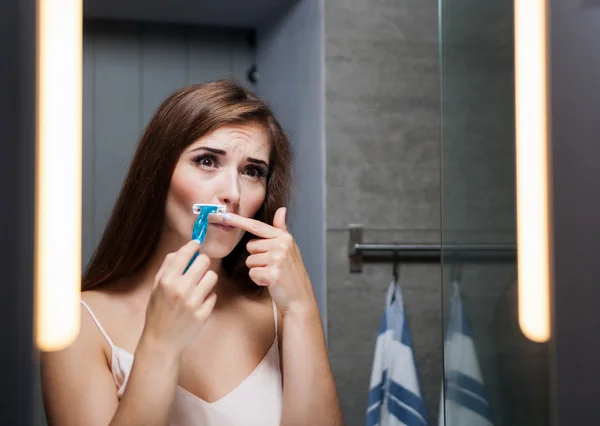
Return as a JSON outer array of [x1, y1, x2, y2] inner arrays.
[[192, 146, 226, 155], [192, 146, 269, 168], [247, 157, 269, 168]]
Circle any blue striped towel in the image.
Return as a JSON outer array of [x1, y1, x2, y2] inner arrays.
[[438, 282, 494, 426], [366, 281, 429, 426]]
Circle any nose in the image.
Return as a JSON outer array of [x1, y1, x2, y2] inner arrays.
[[217, 168, 240, 211]]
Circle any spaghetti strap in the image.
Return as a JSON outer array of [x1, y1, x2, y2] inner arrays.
[[271, 300, 278, 335], [80, 299, 115, 348]]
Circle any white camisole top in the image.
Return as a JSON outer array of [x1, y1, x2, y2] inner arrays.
[[80, 299, 283, 426]]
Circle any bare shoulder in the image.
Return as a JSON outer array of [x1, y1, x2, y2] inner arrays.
[[81, 286, 124, 311], [82, 284, 147, 342], [233, 289, 279, 344], [40, 289, 120, 425], [248, 290, 283, 362], [40, 289, 115, 376], [42, 290, 114, 364], [82, 289, 124, 347]]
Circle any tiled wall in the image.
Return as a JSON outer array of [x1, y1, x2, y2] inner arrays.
[[324, 0, 442, 424], [325, 0, 550, 425]]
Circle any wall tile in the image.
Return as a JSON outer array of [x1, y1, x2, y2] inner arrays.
[[326, 37, 441, 230], [325, 0, 438, 45]]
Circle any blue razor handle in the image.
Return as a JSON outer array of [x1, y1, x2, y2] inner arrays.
[[184, 204, 224, 273]]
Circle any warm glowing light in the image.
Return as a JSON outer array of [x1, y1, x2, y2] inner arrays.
[[514, 0, 551, 343], [35, 0, 82, 351]]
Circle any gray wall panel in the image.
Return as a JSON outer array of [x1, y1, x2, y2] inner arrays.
[[82, 31, 97, 269], [550, 2, 600, 424], [83, 22, 254, 267], [84, 0, 300, 29], [231, 31, 255, 86], [92, 26, 143, 250], [186, 29, 232, 85], [256, 0, 327, 328], [0, 0, 35, 423], [141, 27, 188, 126]]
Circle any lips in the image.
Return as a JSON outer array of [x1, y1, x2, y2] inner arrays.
[[211, 223, 235, 231]]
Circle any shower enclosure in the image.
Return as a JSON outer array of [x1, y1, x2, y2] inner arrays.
[[439, 0, 550, 424]]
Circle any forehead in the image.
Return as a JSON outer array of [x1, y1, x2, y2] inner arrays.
[[190, 122, 270, 157]]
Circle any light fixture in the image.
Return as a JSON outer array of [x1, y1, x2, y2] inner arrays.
[[34, 0, 83, 351], [514, 0, 552, 343]]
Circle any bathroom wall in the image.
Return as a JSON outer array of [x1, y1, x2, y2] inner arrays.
[[80, 21, 255, 267], [324, 0, 442, 424], [257, 0, 327, 328]]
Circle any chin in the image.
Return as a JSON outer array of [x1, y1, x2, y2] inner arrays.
[[197, 238, 239, 259]]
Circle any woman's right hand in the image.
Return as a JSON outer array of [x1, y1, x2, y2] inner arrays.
[[140, 240, 218, 356]]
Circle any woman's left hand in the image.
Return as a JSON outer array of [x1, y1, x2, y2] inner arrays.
[[222, 207, 317, 315]]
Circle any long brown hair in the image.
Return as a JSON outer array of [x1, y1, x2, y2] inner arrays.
[[82, 79, 293, 292]]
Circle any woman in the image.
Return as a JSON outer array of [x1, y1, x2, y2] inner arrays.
[[41, 79, 344, 426]]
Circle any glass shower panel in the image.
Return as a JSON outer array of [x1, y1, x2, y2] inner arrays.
[[439, 1, 551, 425]]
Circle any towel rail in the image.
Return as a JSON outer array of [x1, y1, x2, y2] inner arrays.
[[348, 224, 516, 273]]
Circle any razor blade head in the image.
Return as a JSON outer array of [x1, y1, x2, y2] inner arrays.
[[192, 204, 227, 215]]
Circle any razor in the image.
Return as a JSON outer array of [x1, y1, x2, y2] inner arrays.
[[192, 204, 227, 215], [185, 204, 227, 273]]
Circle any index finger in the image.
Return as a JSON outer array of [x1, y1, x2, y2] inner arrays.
[[222, 213, 281, 239]]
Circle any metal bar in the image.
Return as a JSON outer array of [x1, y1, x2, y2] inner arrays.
[[348, 224, 516, 272], [349, 243, 516, 272], [352, 243, 515, 254]]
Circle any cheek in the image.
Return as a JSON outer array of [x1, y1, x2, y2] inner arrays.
[[241, 184, 267, 217], [165, 166, 206, 230], [170, 165, 209, 205]]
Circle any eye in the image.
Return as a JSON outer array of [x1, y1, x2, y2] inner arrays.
[[192, 154, 218, 169], [244, 165, 268, 180]]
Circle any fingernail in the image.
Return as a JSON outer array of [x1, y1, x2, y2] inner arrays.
[[223, 213, 232, 221]]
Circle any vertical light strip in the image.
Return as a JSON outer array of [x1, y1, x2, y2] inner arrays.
[[35, 0, 82, 351], [515, 0, 551, 343]]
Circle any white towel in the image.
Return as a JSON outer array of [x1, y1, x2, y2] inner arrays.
[[438, 282, 494, 426], [366, 281, 429, 426]]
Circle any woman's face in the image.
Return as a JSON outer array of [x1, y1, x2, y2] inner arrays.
[[165, 122, 271, 258]]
